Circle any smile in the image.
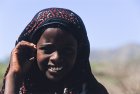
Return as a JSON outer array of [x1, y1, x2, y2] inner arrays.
[[48, 66, 63, 72]]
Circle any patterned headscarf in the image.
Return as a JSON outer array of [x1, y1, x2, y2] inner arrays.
[[18, 8, 88, 46]]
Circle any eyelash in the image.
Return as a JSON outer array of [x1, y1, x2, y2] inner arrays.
[[60, 48, 74, 55], [40, 47, 55, 54], [44, 50, 53, 54], [40, 46, 74, 55]]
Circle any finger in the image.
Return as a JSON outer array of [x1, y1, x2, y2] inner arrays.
[[16, 41, 36, 50], [23, 57, 35, 73], [12, 41, 36, 57], [29, 57, 35, 62]]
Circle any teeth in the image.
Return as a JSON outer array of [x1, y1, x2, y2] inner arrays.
[[49, 67, 63, 71]]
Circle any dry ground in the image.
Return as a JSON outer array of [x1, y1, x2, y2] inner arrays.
[[91, 62, 140, 94]]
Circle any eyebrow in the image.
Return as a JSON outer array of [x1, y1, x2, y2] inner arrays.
[[39, 43, 53, 47], [64, 43, 77, 47]]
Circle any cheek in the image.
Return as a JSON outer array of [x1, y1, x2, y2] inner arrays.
[[65, 52, 77, 68], [36, 51, 49, 70], [36, 51, 43, 63], [71, 50, 77, 61]]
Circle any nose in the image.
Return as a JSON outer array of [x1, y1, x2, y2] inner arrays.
[[50, 51, 59, 63]]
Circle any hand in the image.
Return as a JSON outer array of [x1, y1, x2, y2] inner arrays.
[[8, 40, 37, 77], [4, 41, 36, 94]]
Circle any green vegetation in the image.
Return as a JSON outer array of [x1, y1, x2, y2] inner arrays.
[[0, 63, 8, 89]]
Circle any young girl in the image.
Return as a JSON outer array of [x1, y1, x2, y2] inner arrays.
[[1, 8, 108, 94]]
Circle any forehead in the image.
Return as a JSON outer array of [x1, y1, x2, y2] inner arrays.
[[37, 28, 77, 45], [42, 28, 63, 38]]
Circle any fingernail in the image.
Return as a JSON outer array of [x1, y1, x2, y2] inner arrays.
[[34, 45, 37, 48], [30, 43, 34, 46], [29, 57, 35, 61]]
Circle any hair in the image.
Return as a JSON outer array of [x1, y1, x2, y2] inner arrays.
[[1, 8, 108, 94]]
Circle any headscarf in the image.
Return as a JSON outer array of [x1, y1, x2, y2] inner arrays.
[[1, 8, 108, 94]]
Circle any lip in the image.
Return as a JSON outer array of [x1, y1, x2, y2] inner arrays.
[[48, 66, 63, 73]]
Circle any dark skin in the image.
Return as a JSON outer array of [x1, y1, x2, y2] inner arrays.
[[5, 41, 36, 94], [4, 28, 77, 94], [37, 28, 77, 81]]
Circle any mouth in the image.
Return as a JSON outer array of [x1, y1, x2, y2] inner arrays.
[[48, 65, 63, 73]]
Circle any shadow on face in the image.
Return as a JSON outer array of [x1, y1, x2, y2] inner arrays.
[[36, 28, 78, 81]]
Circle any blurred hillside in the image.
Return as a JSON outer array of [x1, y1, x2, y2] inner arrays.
[[90, 43, 140, 64], [90, 43, 140, 94]]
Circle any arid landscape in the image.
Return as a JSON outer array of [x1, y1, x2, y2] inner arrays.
[[91, 62, 140, 94], [90, 43, 140, 94], [0, 43, 140, 94]]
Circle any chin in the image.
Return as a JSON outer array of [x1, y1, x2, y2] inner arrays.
[[45, 71, 63, 82]]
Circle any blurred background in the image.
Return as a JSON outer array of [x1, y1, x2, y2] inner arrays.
[[0, 0, 140, 94]]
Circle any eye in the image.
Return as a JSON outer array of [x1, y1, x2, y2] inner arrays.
[[65, 50, 73, 55], [40, 45, 55, 54], [61, 47, 75, 55]]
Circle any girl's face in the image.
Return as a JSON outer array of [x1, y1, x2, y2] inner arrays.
[[36, 28, 77, 81]]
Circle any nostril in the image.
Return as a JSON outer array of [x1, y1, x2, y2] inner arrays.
[[59, 58, 63, 62], [50, 51, 59, 61], [49, 52, 64, 66]]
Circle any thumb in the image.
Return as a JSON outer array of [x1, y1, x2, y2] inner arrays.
[[29, 56, 35, 63], [23, 57, 35, 73]]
